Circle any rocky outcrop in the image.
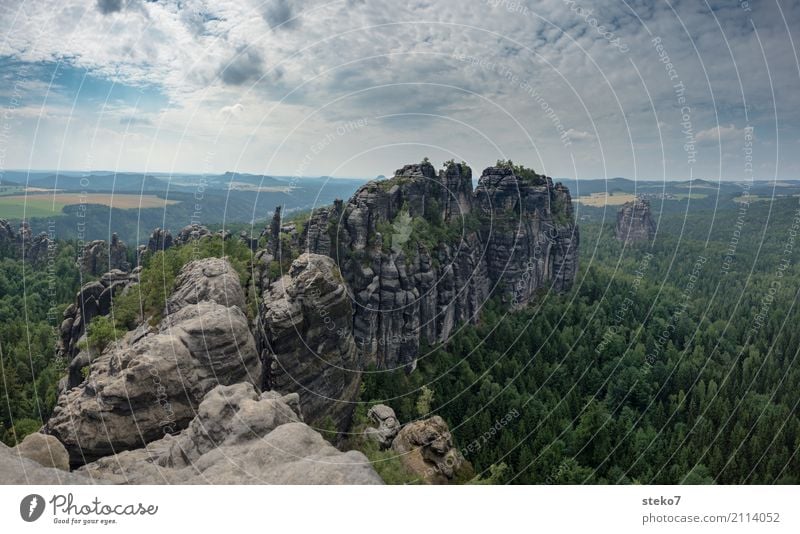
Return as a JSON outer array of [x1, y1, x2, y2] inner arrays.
[[15, 221, 53, 267], [391, 415, 466, 484], [13, 432, 70, 471], [78, 233, 130, 275], [46, 257, 261, 467], [266, 205, 282, 257], [296, 162, 578, 370], [0, 218, 15, 245], [257, 253, 360, 434], [78, 383, 382, 484], [615, 198, 655, 243], [0, 442, 93, 484], [57, 268, 140, 383], [363, 404, 400, 449], [476, 166, 579, 302], [174, 223, 211, 245]]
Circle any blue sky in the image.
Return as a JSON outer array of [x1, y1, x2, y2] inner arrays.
[[0, 0, 799, 181]]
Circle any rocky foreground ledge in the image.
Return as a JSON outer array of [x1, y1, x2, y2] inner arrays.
[[2, 383, 380, 484]]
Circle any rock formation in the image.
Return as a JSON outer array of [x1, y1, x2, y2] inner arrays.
[[57, 268, 140, 384], [174, 223, 211, 245], [297, 161, 578, 370], [391, 415, 466, 484], [47, 257, 261, 466], [363, 404, 400, 449], [78, 383, 382, 484], [13, 432, 70, 471], [5, 386, 381, 484], [615, 198, 655, 243], [78, 234, 130, 275], [257, 253, 360, 434], [0, 442, 94, 484]]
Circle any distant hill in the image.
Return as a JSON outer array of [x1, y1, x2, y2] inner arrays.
[[26, 173, 171, 193]]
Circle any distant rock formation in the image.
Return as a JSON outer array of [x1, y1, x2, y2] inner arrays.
[[0, 220, 54, 267], [391, 415, 467, 484], [174, 223, 211, 245], [297, 161, 579, 370], [257, 253, 360, 433], [615, 198, 656, 243], [78, 233, 130, 275], [47, 257, 261, 467], [78, 383, 382, 484]]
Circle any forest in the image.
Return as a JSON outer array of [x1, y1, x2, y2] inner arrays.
[[361, 196, 800, 484], [2, 195, 799, 483]]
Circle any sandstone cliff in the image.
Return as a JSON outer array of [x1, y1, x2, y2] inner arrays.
[[46, 257, 261, 466], [296, 161, 578, 370], [615, 197, 656, 243]]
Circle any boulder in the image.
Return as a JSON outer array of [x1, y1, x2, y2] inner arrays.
[[13, 432, 70, 471], [391, 416, 465, 484], [363, 404, 400, 449], [0, 442, 93, 484]]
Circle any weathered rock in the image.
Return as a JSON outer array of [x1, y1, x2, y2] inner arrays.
[[295, 162, 577, 371], [165, 256, 246, 313], [80, 234, 130, 275], [266, 205, 282, 257], [78, 383, 382, 484], [174, 223, 211, 245], [615, 197, 656, 243], [46, 257, 261, 467], [57, 269, 140, 372], [257, 253, 360, 434], [364, 404, 400, 449], [0, 218, 15, 247], [13, 432, 70, 471], [391, 416, 465, 484], [0, 442, 94, 484], [147, 227, 173, 253]]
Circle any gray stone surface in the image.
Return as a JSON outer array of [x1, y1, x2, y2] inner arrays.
[[46, 257, 261, 467], [257, 253, 360, 433], [364, 404, 400, 449], [615, 198, 656, 243], [13, 432, 70, 471], [78, 383, 382, 484], [392, 415, 465, 484]]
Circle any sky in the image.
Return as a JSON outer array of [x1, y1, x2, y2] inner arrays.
[[0, 0, 799, 182]]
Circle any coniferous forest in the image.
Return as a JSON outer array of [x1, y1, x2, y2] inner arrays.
[[2, 196, 799, 484]]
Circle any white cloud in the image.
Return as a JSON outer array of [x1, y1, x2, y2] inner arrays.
[[695, 124, 745, 144]]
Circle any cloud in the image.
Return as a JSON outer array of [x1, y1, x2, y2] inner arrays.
[[695, 124, 744, 144], [220, 103, 244, 117], [262, 0, 299, 30], [565, 128, 595, 142], [220, 48, 264, 86]]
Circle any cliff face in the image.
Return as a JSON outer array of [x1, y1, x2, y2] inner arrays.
[[297, 162, 579, 371], [615, 198, 656, 243]]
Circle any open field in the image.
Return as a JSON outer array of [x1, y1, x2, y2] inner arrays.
[[0, 193, 178, 219], [575, 192, 637, 207]]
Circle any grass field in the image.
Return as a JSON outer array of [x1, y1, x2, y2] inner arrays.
[[576, 192, 637, 207], [0, 193, 178, 219]]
